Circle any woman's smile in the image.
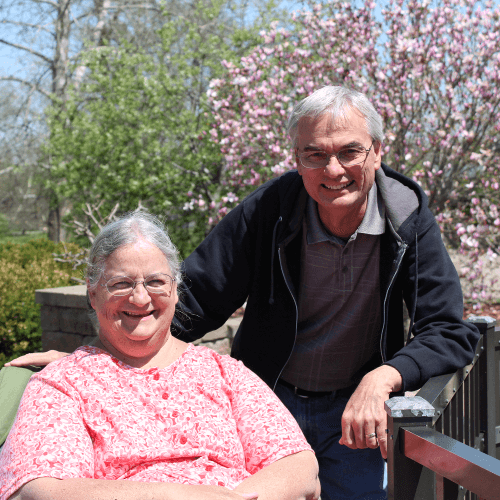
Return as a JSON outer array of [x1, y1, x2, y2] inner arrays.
[[122, 310, 155, 319]]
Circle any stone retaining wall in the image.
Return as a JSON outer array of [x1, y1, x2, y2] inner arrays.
[[35, 285, 241, 355]]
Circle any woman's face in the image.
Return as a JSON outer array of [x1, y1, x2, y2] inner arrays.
[[88, 238, 178, 364]]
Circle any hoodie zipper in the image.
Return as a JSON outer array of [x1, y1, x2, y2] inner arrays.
[[379, 241, 408, 363], [272, 243, 299, 391]]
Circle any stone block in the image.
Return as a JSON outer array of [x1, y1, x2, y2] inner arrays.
[[60, 307, 96, 336], [42, 331, 88, 353], [35, 285, 88, 309], [190, 318, 240, 347], [82, 335, 98, 345], [225, 317, 242, 337], [194, 317, 242, 343], [39, 305, 60, 332], [202, 338, 231, 356], [199, 327, 230, 342]]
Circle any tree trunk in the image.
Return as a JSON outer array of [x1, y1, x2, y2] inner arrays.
[[47, 193, 61, 243], [47, 0, 71, 242], [74, 0, 113, 88]]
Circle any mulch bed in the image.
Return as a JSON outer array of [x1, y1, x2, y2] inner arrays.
[[464, 302, 500, 322]]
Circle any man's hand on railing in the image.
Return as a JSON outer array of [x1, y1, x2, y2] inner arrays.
[[339, 365, 403, 459]]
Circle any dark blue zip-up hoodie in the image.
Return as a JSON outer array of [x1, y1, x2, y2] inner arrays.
[[174, 165, 479, 393]]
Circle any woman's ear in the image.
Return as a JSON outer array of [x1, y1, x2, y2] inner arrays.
[[87, 279, 96, 310]]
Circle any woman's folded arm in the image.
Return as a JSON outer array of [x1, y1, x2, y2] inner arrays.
[[10, 477, 259, 500], [233, 451, 320, 500], [10, 451, 319, 500]]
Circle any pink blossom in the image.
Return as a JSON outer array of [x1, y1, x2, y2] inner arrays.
[[204, 0, 500, 304]]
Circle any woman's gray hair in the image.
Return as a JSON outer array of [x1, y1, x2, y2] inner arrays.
[[286, 86, 385, 147], [86, 211, 181, 290]]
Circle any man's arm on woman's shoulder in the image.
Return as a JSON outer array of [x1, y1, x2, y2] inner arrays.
[[5, 350, 69, 367]]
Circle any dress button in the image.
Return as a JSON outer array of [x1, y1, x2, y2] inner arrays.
[[342, 266, 349, 273]]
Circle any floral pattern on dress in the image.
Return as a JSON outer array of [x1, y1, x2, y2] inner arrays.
[[0, 344, 311, 500]]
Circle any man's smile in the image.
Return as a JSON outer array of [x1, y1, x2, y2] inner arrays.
[[321, 180, 355, 190]]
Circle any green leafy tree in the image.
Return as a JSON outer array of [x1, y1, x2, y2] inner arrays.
[[46, 0, 290, 257], [1, 0, 160, 241]]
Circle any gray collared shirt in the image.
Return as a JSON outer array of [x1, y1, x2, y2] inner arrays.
[[280, 183, 386, 391]]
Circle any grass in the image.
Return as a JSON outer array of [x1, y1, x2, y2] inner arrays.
[[0, 231, 47, 245]]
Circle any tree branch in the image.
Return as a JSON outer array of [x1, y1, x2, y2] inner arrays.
[[0, 38, 53, 64], [171, 161, 201, 177], [0, 20, 53, 35], [32, 0, 60, 9], [0, 77, 52, 99]]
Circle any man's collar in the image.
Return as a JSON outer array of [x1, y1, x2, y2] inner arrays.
[[306, 182, 386, 245], [357, 182, 386, 235]]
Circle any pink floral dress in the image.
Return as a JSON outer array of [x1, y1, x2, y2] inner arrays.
[[0, 344, 311, 500]]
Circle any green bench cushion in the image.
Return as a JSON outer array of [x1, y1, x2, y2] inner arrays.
[[0, 366, 42, 446]]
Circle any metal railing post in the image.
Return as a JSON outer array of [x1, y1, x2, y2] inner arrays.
[[388, 316, 499, 499], [468, 316, 498, 459], [386, 396, 436, 500]]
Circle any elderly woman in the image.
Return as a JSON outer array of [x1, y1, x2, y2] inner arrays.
[[0, 212, 319, 500]]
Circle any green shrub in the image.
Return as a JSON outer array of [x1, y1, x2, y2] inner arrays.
[[0, 240, 85, 367]]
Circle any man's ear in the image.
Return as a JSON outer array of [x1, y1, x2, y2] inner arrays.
[[295, 148, 304, 175], [373, 141, 382, 171]]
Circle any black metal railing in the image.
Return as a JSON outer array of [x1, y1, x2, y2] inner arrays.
[[387, 316, 500, 500]]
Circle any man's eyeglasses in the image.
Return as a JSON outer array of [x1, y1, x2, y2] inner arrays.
[[297, 141, 374, 169], [102, 273, 175, 296]]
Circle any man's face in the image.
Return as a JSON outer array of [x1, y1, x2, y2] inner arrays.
[[295, 108, 381, 226]]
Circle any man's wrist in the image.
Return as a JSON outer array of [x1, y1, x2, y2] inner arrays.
[[383, 365, 403, 392], [367, 365, 403, 393]]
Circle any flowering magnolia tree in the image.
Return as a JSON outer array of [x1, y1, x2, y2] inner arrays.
[[199, 0, 500, 307]]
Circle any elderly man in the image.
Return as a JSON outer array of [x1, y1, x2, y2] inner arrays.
[[175, 86, 479, 499]]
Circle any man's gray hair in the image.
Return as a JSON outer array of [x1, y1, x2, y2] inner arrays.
[[287, 86, 385, 147], [86, 211, 181, 290]]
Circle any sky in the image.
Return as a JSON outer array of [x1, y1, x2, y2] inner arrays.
[[1, 1, 309, 80]]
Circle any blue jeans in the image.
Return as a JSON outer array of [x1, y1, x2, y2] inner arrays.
[[275, 382, 386, 500]]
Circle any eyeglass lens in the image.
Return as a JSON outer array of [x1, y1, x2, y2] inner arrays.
[[302, 148, 367, 168]]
